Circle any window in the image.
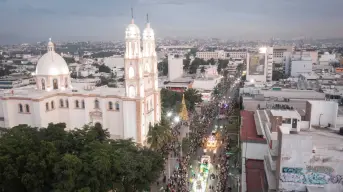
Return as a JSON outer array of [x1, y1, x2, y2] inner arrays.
[[52, 79, 58, 89], [115, 102, 120, 111], [282, 118, 291, 124], [65, 77, 68, 88], [53, 79, 58, 90], [81, 100, 85, 109], [19, 104, 23, 113], [41, 79, 45, 90], [46, 102, 49, 111], [25, 104, 30, 113], [75, 100, 79, 108], [51, 101, 55, 109], [60, 99, 64, 107], [95, 99, 99, 109], [66, 100, 69, 108], [109, 101, 113, 110]]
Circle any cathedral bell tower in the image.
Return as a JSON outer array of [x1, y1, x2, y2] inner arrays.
[[124, 9, 145, 98], [142, 14, 160, 122]]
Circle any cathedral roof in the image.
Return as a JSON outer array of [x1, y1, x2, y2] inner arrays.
[[35, 38, 70, 76]]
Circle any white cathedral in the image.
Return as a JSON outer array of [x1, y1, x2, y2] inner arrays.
[[0, 16, 160, 144]]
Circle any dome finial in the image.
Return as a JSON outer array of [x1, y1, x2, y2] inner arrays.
[[131, 7, 134, 24], [47, 38, 54, 52], [146, 13, 150, 28]]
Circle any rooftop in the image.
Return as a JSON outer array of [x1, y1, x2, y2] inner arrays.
[[298, 127, 343, 161], [0, 83, 127, 99], [270, 109, 301, 119], [240, 110, 266, 143], [246, 160, 266, 192]]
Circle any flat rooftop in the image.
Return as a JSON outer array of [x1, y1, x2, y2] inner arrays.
[[270, 109, 301, 119], [243, 98, 307, 112], [240, 110, 266, 143], [246, 160, 266, 192], [0, 83, 127, 99], [298, 127, 343, 161]]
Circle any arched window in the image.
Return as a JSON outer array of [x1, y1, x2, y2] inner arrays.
[[25, 104, 30, 113], [65, 77, 68, 88], [53, 79, 58, 90], [128, 67, 135, 78], [129, 86, 136, 98], [46, 102, 49, 111], [19, 104, 23, 113], [108, 101, 113, 110], [66, 100, 69, 108], [60, 99, 64, 107], [150, 100, 153, 109], [81, 100, 85, 109], [115, 102, 120, 111], [94, 99, 99, 109], [75, 100, 79, 108], [41, 79, 45, 90], [51, 101, 55, 109]]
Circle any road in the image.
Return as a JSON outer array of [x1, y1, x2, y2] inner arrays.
[[187, 77, 240, 192]]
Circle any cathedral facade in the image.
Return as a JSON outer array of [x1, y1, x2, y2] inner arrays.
[[0, 17, 160, 144]]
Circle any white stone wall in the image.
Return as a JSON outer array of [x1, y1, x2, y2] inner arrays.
[[0, 96, 135, 141]]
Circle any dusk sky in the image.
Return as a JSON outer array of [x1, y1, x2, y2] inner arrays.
[[0, 0, 342, 43]]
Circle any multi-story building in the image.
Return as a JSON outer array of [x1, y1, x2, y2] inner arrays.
[[241, 100, 343, 192], [246, 47, 273, 82], [196, 50, 247, 60]]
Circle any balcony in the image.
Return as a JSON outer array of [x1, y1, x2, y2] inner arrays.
[[266, 151, 276, 171]]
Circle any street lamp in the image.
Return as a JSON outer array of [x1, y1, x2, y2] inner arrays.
[[167, 112, 172, 117], [174, 116, 180, 123]]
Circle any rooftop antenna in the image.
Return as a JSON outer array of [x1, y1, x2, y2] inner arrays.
[[146, 13, 149, 23], [131, 7, 134, 23]]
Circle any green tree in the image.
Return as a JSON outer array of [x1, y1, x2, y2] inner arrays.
[[0, 124, 164, 192], [147, 117, 172, 151], [183, 59, 191, 71], [184, 88, 203, 111], [217, 59, 229, 74], [98, 64, 112, 73], [200, 66, 206, 74], [157, 58, 168, 76]]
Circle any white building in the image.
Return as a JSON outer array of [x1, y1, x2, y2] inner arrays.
[[196, 50, 247, 60], [0, 17, 161, 145], [290, 58, 313, 77], [246, 47, 273, 82], [167, 55, 183, 81], [319, 52, 336, 65]]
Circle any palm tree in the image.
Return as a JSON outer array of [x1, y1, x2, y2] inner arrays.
[[147, 118, 173, 151]]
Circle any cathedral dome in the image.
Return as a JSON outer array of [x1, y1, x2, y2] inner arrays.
[[35, 38, 70, 76]]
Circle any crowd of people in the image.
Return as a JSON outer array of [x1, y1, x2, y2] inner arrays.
[[158, 70, 243, 192]]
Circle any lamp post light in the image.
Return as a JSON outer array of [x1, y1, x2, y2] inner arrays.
[[174, 116, 180, 123], [167, 111, 172, 117]]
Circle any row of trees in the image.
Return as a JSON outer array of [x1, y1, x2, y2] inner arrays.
[[160, 88, 203, 113], [0, 123, 164, 192]]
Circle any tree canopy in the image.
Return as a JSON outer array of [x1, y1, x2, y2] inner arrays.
[[157, 58, 168, 76], [160, 88, 203, 113], [0, 123, 164, 192]]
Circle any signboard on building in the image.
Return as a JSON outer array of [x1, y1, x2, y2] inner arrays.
[[248, 53, 266, 75], [335, 68, 343, 73]]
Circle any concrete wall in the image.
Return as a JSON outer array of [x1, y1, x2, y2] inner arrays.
[[168, 57, 183, 81], [278, 127, 343, 192], [308, 100, 338, 128], [291, 60, 313, 77]]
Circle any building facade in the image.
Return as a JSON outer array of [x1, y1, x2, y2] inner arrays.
[[0, 18, 161, 145]]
